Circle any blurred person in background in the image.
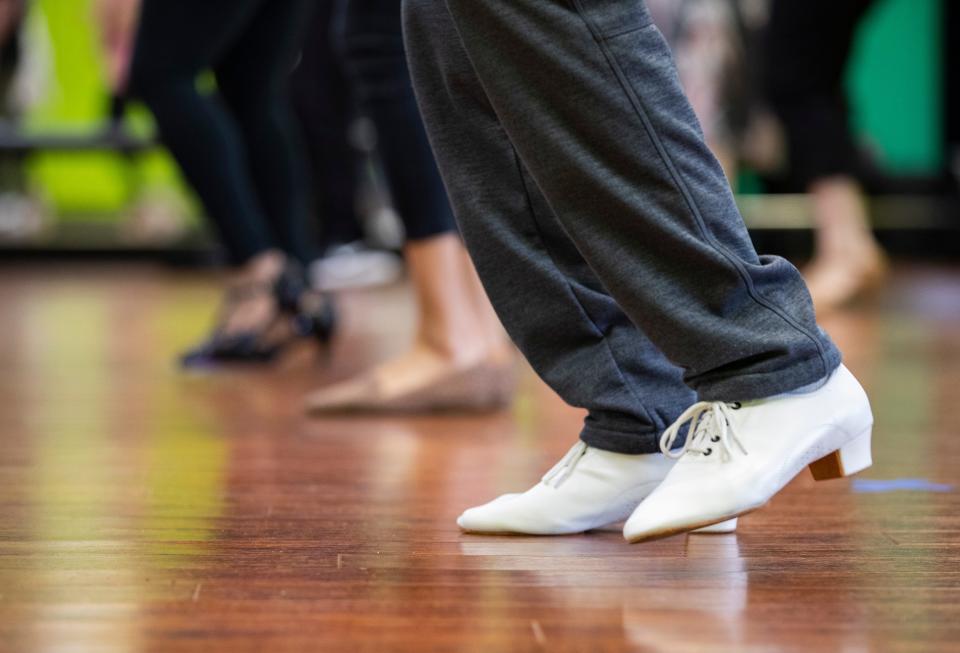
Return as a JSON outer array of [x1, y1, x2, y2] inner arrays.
[[0, 0, 24, 98], [92, 0, 137, 94], [0, 0, 34, 115], [0, 0, 51, 241], [0, 0, 27, 217], [303, 0, 513, 413], [292, 3, 407, 294], [92, 0, 191, 245], [764, 0, 888, 312], [646, 0, 748, 182], [290, 1, 402, 290], [127, 0, 335, 366]]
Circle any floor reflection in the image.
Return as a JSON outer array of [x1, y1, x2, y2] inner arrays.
[[3, 269, 227, 653], [622, 535, 748, 652], [0, 264, 957, 651]]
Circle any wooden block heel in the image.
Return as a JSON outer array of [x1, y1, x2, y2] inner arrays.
[[809, 427, 873, 481]]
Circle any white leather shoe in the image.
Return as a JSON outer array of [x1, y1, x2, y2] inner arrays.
[[457, 442, 675, 535], [457, 442, 740, 535], [691, 517, 738, 534], [623, 364, 873, 543]]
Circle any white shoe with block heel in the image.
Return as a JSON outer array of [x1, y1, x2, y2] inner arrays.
[[456, 444, 741, 536], [623, 364, 873, 543]]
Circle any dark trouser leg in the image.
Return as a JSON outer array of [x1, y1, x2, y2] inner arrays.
[[291, 1, 363, 252], [403, 0, 695, 453], [338, 0, 457, 241], [215, 0, 316, 265], [404, 0, 839, 404], [128, 0, 275, 265]]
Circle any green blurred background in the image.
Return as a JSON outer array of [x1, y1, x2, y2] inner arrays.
[[15, 0, 947, 222]]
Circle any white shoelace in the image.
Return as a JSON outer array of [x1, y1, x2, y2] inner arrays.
[[541, 441, 588, 488], [660, 402, 749, 462]]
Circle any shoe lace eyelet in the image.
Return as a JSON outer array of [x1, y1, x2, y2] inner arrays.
[[704, 448, 713, 456], [711, 436, 720, 443], [730, 402, 742, 410]]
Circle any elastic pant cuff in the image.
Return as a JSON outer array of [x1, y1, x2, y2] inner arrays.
[[693, 349, 842, 403], [580, 423, 661, 455]]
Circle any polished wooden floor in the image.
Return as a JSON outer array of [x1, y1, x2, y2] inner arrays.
[[0, 262, 958, 652]]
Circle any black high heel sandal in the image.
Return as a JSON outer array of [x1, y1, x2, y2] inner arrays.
[[180, 263, 336, 368]]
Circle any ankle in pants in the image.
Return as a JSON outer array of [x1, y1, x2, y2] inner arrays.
[[402, 0, 841, 454]]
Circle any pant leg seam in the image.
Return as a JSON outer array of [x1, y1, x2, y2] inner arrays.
[[568, 0, 830, 382], [507, 144, 665, 433], [599, 20, 655, 41]]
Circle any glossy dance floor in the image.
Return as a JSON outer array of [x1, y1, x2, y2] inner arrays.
[[1, 263, 958, 652]]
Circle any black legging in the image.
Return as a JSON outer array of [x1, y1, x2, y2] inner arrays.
[[292, 2, 363, 252], [128, 0, 314, 265], [764, 0, 876, 188], [336, 0, 456, 241]]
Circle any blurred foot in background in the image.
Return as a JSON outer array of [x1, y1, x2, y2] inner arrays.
[[306, 233, 513, 413], [803, 176, 889, 311], [310, 240, 403, 292], [127, 0, 335, 366], [182, 250, 335, 367], [304, 0, 513, 413]]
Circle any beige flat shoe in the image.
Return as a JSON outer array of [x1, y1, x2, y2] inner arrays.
[[304, 361, 516, 415]]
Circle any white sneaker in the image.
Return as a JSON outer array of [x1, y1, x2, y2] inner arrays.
[[691, 517, 738, 534], [457, 442, 671, 534], [457, 442, 738, 535], [623, 364, 873, 543], [309, 242, 404, 292]]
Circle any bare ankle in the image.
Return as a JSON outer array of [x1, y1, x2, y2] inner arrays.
[[415, 326, 491, 366], [238, 250, 286, 285]]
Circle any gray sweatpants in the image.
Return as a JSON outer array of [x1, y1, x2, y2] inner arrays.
[[402, 0, 840, 454]]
